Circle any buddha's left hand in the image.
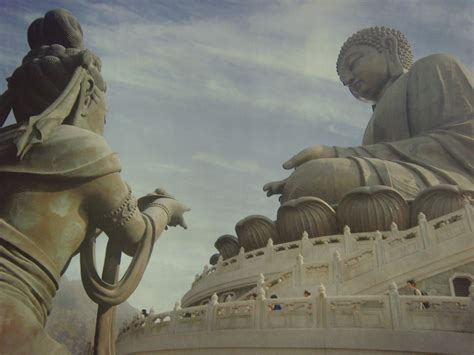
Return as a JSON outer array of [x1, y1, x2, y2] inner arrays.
[[283, 144, 336, 169]]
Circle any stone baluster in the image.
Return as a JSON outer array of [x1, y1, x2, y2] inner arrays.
[[388, 282, 403, 330], [301, 231, 311, 257], [390, 221, 399, 237], [310, 292, 318, 328], [317, 284, 327, 328], [215, 255, 224, 273], [331, 251, 342, 295], [144, 312, 153, 332], [265, 238, 274, 262], [293, 254, 305, 287], [206, 293, 218, 331], [467, 284, 474, 332], [257, 273, 266, 295], [464, 199, 474, 233], [373, 231, 386, 267], [255, 274, 266, 329], [238, 247, 245, 269], [343, 225, 353, 254], [171, 300, 181, 333], [418, 212, 433, 248]]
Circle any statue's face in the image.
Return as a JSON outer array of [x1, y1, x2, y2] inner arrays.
[[339, 44, 390, 103]]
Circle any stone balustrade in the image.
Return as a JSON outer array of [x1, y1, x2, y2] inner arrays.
[[117, 283, 473, 342], [183, 204, 473, 305]]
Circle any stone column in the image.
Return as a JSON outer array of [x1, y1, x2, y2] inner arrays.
[[331, 251, 342, 295], [238, 247, 245, 269], [265, 238, 274, 263], [388, 282, 403, 330], [418, 212, 432, 248], [255, 274, 266, 329], [374, 231, 386, 267], [343, 225, 353, 254], [206, 293, 218, 331], [293, 254, 305, 287], [171, 300, 181, 333], [317, 284, 327, 328], [467, 284, 474, 332], [464, 199, 474, 233]]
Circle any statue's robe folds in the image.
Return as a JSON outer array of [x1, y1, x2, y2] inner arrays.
[[0, 125, 121, 352], [283, 54, 473, 203]]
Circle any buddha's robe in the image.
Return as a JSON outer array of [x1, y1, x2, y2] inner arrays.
[[282, 54, 473, 203]]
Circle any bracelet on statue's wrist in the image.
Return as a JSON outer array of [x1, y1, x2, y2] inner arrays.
[[146, 202, 171, 224]]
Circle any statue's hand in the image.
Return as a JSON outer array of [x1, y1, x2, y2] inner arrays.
[[156, 197, 191, 230], [263, 179, 287, 197], [283, 144, 335, 169]]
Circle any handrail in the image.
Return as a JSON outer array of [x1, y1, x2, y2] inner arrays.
[[118, 285, 472, 340]]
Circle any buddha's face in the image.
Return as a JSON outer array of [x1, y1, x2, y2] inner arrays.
[[339, 44, 390, 103]]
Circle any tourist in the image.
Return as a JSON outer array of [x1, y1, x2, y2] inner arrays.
[[269, 294, 282, 311], [406, 279, 430, 309], [304, 290, 311, 297]]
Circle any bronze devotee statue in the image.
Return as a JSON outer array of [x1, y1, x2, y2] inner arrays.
[[264, 27, 473, 206], [0, 9, 189, 354]]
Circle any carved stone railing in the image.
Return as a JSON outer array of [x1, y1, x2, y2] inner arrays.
[[117, 283, 473, 343], [184, 204, 473, 305]]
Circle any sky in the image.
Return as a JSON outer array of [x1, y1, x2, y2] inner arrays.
[[1, 0, 473, 312]]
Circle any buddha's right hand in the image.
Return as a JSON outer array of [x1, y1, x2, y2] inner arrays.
[[283, 144, 336, 169], [146, 197, 191, 230], [263, 179, 287, 197]]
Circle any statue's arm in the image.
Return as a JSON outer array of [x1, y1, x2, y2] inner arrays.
[[334, 126, 473, 178], [80, 172, 170, 256]]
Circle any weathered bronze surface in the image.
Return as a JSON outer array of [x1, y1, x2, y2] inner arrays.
[[0, 8, 189, 354], [264, 27, 473, 206]]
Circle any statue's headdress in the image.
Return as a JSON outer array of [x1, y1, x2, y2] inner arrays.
[[336, 26, 414, 80], [0, 8, 106, 159]]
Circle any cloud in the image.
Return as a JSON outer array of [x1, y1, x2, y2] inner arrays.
[[146, 162, 191, 175], [1, 0, 472, 313], [192, 152, 261, 173]]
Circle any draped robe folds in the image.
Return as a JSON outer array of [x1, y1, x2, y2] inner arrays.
[[0, 124, 122, 349], [284, 54, 473, 203]]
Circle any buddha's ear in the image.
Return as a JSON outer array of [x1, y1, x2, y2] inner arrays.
[[382, 34, 404, 77]]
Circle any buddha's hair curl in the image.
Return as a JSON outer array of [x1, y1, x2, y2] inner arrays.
[[336, 27, 413, 79], [7, 45, 106, 123]]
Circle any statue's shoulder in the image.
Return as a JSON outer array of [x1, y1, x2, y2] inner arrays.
[[0, 124, 122, 179], [410, 53, 469, 76]]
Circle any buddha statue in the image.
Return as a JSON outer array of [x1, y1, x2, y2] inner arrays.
[[0, 9, 189, 354], [264, 27, 473, 206]]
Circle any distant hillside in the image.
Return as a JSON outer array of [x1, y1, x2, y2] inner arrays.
[[46, 276, 138, 355]]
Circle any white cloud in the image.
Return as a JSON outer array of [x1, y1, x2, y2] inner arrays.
[[2, 0, 472, 313], [192, 152, 261, 173]]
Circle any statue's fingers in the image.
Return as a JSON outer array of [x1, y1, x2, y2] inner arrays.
[[284, 150, 313, 169], [282, 157, 296, 170], [263, 182, 273, 192], [178, 216, 188, 230]]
